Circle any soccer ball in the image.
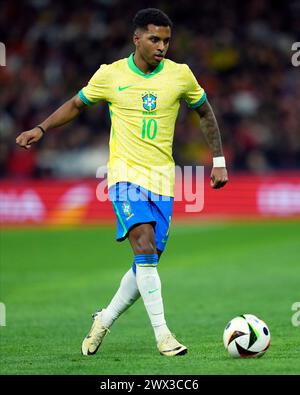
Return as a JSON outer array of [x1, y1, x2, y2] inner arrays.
[[223, 314, 271, 358]]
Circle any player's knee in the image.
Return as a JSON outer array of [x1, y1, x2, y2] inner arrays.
[[135, 244, 156, 255], [134, 235, 156, 255]]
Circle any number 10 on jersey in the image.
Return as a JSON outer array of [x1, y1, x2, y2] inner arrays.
[[142, 118, 157, 140]]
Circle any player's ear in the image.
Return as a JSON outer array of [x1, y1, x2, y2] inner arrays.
[[133, 31, 140, 47], [133, 28, 144, 47]]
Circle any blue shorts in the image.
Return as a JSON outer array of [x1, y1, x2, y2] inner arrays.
[[109, 182, 173, 252]]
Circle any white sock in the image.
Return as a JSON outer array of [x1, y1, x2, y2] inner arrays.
[[101, 268, 140, 328], [136, 265, 171, 341]]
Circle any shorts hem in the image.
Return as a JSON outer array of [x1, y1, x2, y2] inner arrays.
[[116, 221, 156, 242]]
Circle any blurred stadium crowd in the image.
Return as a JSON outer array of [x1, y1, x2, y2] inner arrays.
[[0, 0, 299, 179]]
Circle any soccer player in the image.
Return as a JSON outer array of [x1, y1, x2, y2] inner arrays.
[[16, 8, 228, 356]]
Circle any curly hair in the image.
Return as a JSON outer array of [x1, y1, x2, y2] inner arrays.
[[133, 8, 173, 31]]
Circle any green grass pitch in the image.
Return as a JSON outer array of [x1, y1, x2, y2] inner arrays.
[[0, 220, 299, 375]]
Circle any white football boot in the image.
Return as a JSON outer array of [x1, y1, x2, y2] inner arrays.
[[157, 333, 187, 356], [81, 310, 109, 356]]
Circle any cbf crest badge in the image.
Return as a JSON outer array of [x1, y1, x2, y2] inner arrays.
[[122, 202, 134, 220], [142, 92, 157, 112]]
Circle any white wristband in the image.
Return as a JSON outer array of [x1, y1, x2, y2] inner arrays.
[[213, 156, 226, 167]]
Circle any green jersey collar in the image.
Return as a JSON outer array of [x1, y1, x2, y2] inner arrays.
[[127, 53, 164, 78]]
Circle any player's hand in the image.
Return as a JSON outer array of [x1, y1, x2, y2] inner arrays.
[[16, 127, 44, 149], [210, 167, 228, 189]]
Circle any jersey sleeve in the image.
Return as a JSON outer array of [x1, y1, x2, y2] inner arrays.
[[181, 65, 206, 109], [78, 64, 111, 106]]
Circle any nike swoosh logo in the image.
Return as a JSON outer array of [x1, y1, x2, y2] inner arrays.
[[118, 85, 132, 91], [148, 288, 159, 294]]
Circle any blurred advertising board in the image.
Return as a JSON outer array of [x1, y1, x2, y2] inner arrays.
[[0, 173, 300, 226]]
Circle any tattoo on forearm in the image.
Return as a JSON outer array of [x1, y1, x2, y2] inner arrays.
[[196, 101, 223, 157]]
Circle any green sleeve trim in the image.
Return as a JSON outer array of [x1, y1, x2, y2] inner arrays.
[[188, 91, 207, 109], [78, 89, 95, 106]]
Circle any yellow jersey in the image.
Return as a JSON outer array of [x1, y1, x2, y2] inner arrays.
[[79, 53, 206, 196]]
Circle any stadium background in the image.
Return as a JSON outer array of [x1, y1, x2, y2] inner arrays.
[[0, 0, 300, 375]]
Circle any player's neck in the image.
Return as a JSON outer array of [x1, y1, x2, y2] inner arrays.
[[133, 52, 156, 74]]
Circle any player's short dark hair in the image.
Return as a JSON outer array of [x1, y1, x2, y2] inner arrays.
[[133, 8, 173, 31]]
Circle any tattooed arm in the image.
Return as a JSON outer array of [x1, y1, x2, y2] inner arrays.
[[195, 99, 228, 189]]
